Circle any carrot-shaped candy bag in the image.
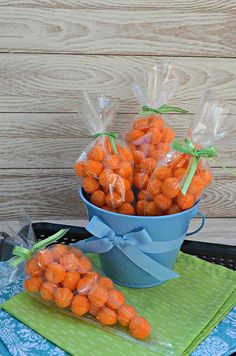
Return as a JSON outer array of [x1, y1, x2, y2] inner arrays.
[[74, 92, 134, 215], [124, 63, 187, 215], [144, 92, 232, 216]]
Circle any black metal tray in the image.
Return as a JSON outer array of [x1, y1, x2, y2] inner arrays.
[[32, 222, 236, 271]]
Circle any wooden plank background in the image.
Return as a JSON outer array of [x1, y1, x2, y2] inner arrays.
[[0, 1, 235, 245]]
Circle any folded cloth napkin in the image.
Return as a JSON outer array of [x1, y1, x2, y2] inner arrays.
[[1, 253, 236, 356]]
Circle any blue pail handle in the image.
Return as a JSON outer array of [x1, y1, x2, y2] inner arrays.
[[185, 212, 205, 236]]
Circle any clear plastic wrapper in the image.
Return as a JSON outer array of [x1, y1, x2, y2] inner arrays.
[[74, 92, 135, 215], [0, 211, 36, 289], [144, 92, 232, 216], [21, 243, 173, 353], [124, 63, 186, 215]]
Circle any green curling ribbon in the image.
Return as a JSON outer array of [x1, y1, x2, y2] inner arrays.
[[139, 104, 188, 115], [8, 228, 69, 267], [171, 138, 218, 196], [93, 131, 118, 155]]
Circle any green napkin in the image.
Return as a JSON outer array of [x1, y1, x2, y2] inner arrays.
[[1, 253, 236, 356]]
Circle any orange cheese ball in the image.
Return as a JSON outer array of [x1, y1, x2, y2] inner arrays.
[[148, 179, 162, 196], [69, 246, 84, 259], [137, 190, 146, 201], [177, 192, 195, 210], [84, 160, 103, 178], [71, 295, 90, 316], [133, 117, 149, 131], [96, 306, 117, 325], [158, 142, 170, 152], [51, 244, 69, 257], [77, 256, 92, 273], [139, 143, 151, 156], [149, 149, 165, 161], [117, 145, 133, 162], [106, 192, 123, 209], [129, 316, 151, 340], [89, 303, 101, 317], [77, 277, 95, 295], [133, 173, 150, 190], [24, 276, 43, 293], [84, 271, 100, 281], [201, 170, 213, 185], [101, 205, 115, 212], [154, 193, 172, 211], [98, 277, 113, 291], [117, 203, 134, 215], [167, 204, 181, 215], [125, 190, 134, 204], [60, 253, 80, 272], [99, 169, 116, 188], [116, 161, 132, 179], [26, 257, 42, 277], [118, 304, 136, 327], [161, 177, 180, 198], [136, 200, 145, 216], [88, 286, 108, 308], [188, 175, 204, 195], [40, 281, 57, 301], [148, 115, 164, 130], [114, 178, 130, 194], [125, 129, 144, 144], [132, 150, 145, 165], [45, 262, 66, 284], [174, 167, 186, 179], [62, 271, 81, 291], [74, 161, 85, 177], [104, 155, 119, 170], [83, 177, 99, 193], [154, 166, 172, 181], [90, 190, 106, 207], [145, 201, 161, 216], [87, 146, 106, 162], [37, 250, 54, 270], [54, 287, 73, 308], [139, 158, 156, 175], [161, 127, 175, 143], [149, 128, 162, 145], [106, 289, 125, 310]]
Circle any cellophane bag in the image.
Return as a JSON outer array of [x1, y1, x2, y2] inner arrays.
[[125, 63, 186, 215], [74, 92, 135, 215], [23, 243, 173, 353], [144, 92, 231, 216], [0, 211, 36, 288]]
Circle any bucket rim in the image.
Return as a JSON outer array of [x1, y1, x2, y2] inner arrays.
[[79, 186, 200, 220]]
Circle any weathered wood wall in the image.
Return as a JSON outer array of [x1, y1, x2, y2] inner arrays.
[[0, 1, 235, 244]]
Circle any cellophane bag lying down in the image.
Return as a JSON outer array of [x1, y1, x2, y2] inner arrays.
[[144, 92, 232, 216], [124, 63, 187, 215], [0, 212, 36, 288], [74, 92, 135, 215], [22, 243, 172, 352]]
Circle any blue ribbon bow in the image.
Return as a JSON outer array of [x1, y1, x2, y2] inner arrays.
[[75, 216, 181, 282]]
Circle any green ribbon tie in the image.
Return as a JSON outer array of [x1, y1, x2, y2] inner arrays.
[[92, 131, 118, 155], [171, 138, 218, 195], [139, 104, 188, 115], [8, 228, 69, 267]]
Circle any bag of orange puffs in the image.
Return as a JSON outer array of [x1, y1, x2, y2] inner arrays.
[[74, 92, 135, 215], [9, 231, 173, 352], [124, 63, 187, 215], [144, 92, 232, 216]]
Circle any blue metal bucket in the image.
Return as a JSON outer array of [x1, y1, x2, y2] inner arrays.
[[80, 188, 205, 288]]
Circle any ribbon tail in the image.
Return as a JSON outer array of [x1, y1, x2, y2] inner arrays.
[[74, 238, 113, 254], [180, 156, 199, 195], [120, 245, 179, 282]]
